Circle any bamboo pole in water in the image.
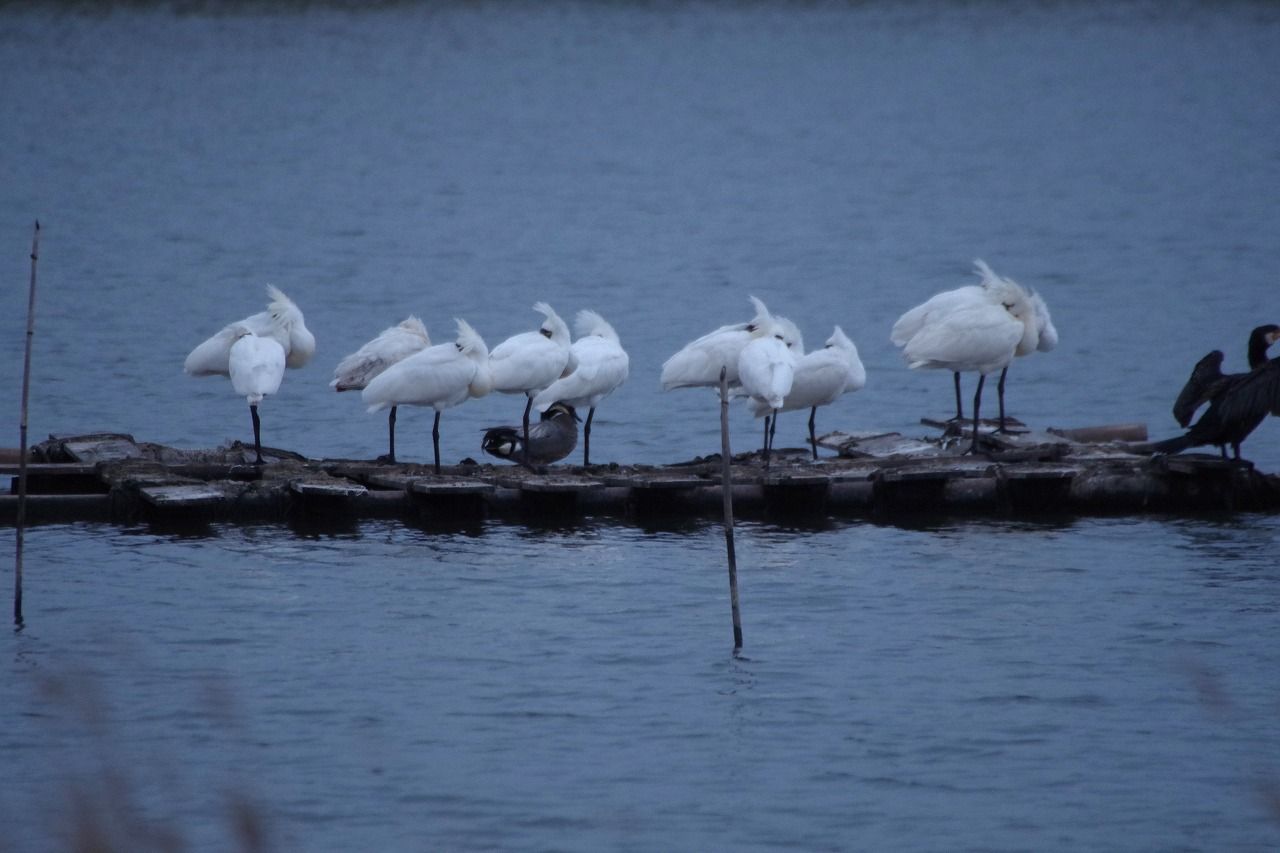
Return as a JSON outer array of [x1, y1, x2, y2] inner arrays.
[[14, 221, 39, 629], [719, 367, 743, 649]]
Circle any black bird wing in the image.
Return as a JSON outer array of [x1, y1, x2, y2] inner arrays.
[[1172, 350, 1225, 427], [1188, 359, 1280, 447]]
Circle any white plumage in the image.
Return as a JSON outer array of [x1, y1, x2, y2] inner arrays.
[[893, 260, 1038, 452], [660, 296, 777, 390], [331, 316, 432, 462], [1029, 289, 1058, 353], [361, 319, 492, 473], [737, 320, 798, 466], [531, 310, 630, 466], [185, 285, 315, 376], [488, 302, 573, 464], [489, 302, 572, 397], [993, 271, 1058, 429], [229, 328, 286, 405], [228, 328, 286, 464], [331, 316, 431, 391], [186, 287, 308, 465], [750, 326, 866, 459]]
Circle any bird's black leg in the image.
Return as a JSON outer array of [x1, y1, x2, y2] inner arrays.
[[249, 404, 265, 465], [996, 366, 1009, 433], [1220, 445, 1228, 460], [762, 415, 770, 462], [969, 374, 985, 454], [432, 411, 442, 475], [766, 408, 779, 469], [387, 406, 397, 464], [808, 406, 818, 461], [953, 371, 964, 421], [583, 406, 595, 468], [1232, 443, 1242, 461], [521, 397, 533, 465]]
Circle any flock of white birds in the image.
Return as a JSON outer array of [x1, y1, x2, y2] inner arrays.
[[184, 260, 1056, 470]]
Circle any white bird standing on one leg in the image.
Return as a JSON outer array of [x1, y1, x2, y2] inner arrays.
[[531, 310, 629, 467], [751, 326, 865, 460], [361, 319, 492, 474], [185, 285, 315, 376], [895, 264, 1038, 453], [186, 286, 313, 463], [737, 317, 798, 468], [489, 303, 572, 464], [227, 326, 286, 465], [331, 316, 431, 462]]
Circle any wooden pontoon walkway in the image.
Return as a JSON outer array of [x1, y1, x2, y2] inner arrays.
[[2, 425, 1278, 528]]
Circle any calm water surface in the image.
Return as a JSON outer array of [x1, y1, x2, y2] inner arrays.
[[2, 1, 1280, 850]]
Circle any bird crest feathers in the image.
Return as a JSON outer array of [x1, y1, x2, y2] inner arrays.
[[266, 285, 300, 324], [574, 309, 620, 342], [454, 318, 487, 357]]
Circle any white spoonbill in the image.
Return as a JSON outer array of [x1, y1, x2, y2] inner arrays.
[[750, 326, 866, 460], [737, 317, 799, 467], [331, 316, 431, 462], [361, 319, 492, 474], [227, 326, 286, 465], [895, 262, 1038, 453], [489, 303, 572, 463], [660, 296, 777, 390], [531, 310, 629, 467], [993, 282, 1058, 431], [185, 285, 315, 376]]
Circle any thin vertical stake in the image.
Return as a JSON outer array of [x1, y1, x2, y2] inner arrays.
[[719, 367, 743, 649], [15, 221, 39, 629]]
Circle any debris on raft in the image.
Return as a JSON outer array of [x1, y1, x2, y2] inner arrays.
[[1, 423, 1277, 528]]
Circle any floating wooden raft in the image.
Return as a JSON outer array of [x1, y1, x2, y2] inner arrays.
[[2, 427, 1278, 527]]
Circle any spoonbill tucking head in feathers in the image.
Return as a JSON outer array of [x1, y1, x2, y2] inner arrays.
[[893, 260, 1037, 453], [331, 316, 431, 463], [979, 261, 1055, 432], [226, 325, 286, 465], [185, 285, 315, 377], [750, 325, 866, 460], [531, 310, 629, 467], [736, 314, 801, 468], [361, 319, 491, 474], [489, 303, 572, 464], [185, 286, 311, 464], [659, 296, 779, 391]]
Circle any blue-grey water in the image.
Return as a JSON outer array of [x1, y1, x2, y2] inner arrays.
[[2, 2, 1280, 850]]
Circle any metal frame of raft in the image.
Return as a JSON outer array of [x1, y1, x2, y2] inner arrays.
[[3, 426, 1279, 528]]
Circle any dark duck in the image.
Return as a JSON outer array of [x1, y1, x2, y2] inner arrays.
[[482, 401, 579, 468]]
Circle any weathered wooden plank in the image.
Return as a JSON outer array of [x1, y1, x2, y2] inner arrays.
[[409, 478, 495, 496], [881, 460, 994, 482], [63, 437, 142, 463], [139, 484, 225, 507], [762, 472, 830, 487], [837, 433, 945, 459], [290, 480, 368, 498], [624, 474, 710, 490], [997, 464, 1079, 481], [922, 416, 1029, 433], [519, 477, 606, 494], [0, 463, 98, 477]]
